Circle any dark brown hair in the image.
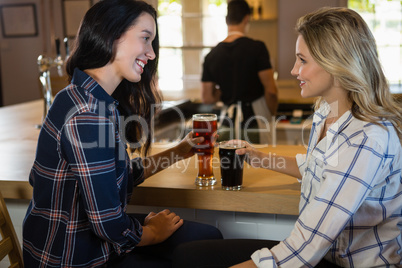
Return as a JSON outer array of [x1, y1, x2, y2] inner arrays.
[[66, 0, 162, 156], [226, 0, 251, 25]]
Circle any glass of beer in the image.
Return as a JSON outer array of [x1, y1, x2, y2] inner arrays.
[[219, 140, 246, 190], [192, 114, 218, 186]]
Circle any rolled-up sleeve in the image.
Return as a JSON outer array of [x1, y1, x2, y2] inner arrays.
[[295, 153, 307, 181], [251, 248, 278, 268]]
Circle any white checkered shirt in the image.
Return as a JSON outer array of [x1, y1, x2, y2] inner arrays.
[[252, 102, 402, 267]]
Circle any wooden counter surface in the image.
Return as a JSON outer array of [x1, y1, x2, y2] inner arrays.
[[0, 100, 306, 215]]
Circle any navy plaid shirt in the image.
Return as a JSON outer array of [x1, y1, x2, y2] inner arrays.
[[252, 102, 402, 267], [23, 69, 145, 267]]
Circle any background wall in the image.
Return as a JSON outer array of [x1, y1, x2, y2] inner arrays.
[[277, 0, 347, 79], [0, 0, 65, 106]]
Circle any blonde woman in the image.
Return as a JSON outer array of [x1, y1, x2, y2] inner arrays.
[[173, 7, 402, 268]]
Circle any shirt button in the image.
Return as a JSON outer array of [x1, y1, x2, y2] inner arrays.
[[315, 158, 323, 168]]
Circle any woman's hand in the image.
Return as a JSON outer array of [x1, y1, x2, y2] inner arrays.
[[235, 140, 301, 177], [142, 131, 206, 179], [235, 141, 267, 169], [230, 260, 258, 268], [173, 131, 204, 159], [138, 209, 184, 246]]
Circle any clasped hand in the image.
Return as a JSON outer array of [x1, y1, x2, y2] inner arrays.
[[138, 209, 183, 246]]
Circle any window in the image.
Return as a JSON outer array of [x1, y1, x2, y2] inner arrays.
[[157, 0, 227, 91], [349, 0, 402, 93]]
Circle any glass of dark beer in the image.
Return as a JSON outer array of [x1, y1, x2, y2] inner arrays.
[[192, 114, 218, 186], [219, 140, 246, 190]]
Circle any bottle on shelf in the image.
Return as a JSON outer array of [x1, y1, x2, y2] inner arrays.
[[249, 1, 254, 19], [257, 0, 263, 19], [253, 0, 259, 20]]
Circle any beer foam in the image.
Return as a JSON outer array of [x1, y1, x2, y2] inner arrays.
[[192, 114, 217, 121], [219, 141, 246, 149], [194, 118, 216, 122]]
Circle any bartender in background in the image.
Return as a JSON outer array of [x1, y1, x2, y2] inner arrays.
[[201, 0, 278, 145]]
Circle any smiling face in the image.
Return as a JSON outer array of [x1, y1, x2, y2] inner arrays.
[[111, 12, 156, 83], [291, 35, 335, 100]]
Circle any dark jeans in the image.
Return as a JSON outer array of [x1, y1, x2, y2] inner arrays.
[[106, 214, 223, 268], [173, 239, 342, 268]]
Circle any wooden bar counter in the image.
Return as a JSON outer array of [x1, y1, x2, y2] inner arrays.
[[0, 100, 306, 216]]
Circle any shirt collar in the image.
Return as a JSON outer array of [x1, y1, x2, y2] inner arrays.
[[314, 101, 354, 147], [71, 68, 117, 107]]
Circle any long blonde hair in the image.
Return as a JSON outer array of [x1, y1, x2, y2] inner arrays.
[[295, 7, 402, 143]]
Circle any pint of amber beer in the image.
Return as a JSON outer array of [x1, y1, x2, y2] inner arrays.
[[192, 114, 217, 186]]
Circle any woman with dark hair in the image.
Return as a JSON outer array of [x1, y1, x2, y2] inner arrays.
[[22, 0, 222, 267], [65, 0, 160, 155]]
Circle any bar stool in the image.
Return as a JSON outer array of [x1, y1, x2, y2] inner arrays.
[[0, 191, 23, 267]]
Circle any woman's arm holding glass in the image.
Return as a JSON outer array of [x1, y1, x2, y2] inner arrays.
[[142, 132, 203, 179], [235, 142, 302, 179]]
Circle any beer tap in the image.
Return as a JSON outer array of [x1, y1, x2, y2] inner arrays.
[[54, 38, 64, 76], [36, 37, 68, 127], [37, 55, 53, 127], [64, 37, 70, 60]]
